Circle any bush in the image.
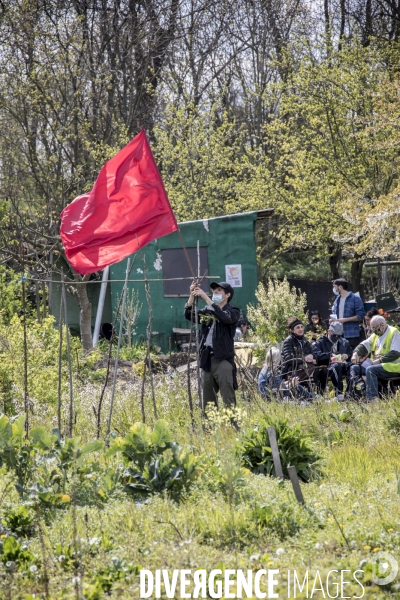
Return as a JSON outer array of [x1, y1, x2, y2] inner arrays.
[[108, 420, 201, 500], [1, 506, 34, 537], [247, 277, 308, 346], [237, 415, 322, 482]]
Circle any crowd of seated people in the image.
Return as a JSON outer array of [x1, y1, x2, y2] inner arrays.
[[257, 287, 400, 402]]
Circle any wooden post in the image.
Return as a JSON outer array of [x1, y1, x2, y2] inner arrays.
[[287, 466, 305, 505], [61, 269, 74, 437], [267, 426, 283, 479]]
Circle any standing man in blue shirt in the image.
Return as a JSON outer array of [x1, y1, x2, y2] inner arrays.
[[331, 278, 365, 350]]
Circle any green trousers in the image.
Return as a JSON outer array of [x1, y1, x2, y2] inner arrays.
[[201, 356, 236, 410]]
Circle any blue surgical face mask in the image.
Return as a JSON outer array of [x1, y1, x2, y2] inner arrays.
[[212, 293, 223, 303], [333, 288, 339, 296]]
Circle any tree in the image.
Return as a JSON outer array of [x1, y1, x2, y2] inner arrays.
[[0, 0, 181, 350]]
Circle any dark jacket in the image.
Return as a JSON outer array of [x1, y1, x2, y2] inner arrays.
[[312, 334, 353, 365], [281, 333, 314, 376], [184, 302, 240, 362]]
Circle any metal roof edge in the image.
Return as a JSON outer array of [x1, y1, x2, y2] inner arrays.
[[178, 208, 274, 226]]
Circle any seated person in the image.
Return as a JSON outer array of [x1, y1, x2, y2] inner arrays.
[[234, 319, 250, 341], [281, 319, 317, 385], [305, 310, 328, 342], [351, 315, 400, 402], [363, 307, 380, 337], [258, 347, 313, 401], [312, 321, 353, 400]]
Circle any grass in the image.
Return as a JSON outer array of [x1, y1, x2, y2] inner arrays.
[[1, 370, 400, 599]]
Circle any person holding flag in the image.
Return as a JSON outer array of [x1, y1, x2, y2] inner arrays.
[[185, 281, 240, 412]]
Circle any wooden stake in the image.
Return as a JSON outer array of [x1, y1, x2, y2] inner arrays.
[[287, 466, 305, 505], [61, 269, 74, 437], [267, 426, 283, 479], [35, 280, 41, 323], [142, 253, 157, 420], [57, 291, 64, 436], [42, 281, 47, 319], [97, 257, 136, 438], [21, 267, 29, 437], [194, 240, 202, 408], [186, 300, 195, 427]]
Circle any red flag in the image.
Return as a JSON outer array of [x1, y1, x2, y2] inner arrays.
[[60, 130, 178, 274]]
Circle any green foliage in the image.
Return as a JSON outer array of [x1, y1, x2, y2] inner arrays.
[[0, 414, 106, 509], [387, 404, 400, 436], [247, 277, 308, 345], [109, 420, 200, 500], [0, 414, 33, 489], [154, 102, 256, 221], [252, 502, 303, 539], [0, 535, 34, 571], [84, 558, 140, 599], [0, 315, 103, 411], [201, 455, 247, 503], [0, 266, 25, 325], [1, 506, 34, 538], [238, 415, 322, 482]]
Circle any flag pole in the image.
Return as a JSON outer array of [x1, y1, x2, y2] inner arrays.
[[106, 257, 130, 440], [93, 265, 109, 347]]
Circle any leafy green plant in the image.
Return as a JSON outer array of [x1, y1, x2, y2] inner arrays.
[[200, 453, 247, 503], [0, 414, 34, 489], [109, 421, 200, 499], [0, 535, 34, 571], [53, 542, 79, 571], [1, 505, 34, 537], [238, 416, 322, 482], [109, 421, 173, 470]]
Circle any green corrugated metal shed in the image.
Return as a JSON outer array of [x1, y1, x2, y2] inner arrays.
[[109, 210, 265, 352]]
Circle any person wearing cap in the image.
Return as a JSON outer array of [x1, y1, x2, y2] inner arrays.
[[331, 278, 365, 349], [281, 319, 316, 384], [350, 315, 400, 401], [184, 281, 240, 411], [312, 321, 353, 400]]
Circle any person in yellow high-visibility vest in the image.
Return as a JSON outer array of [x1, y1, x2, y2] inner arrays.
[[350, 316, 400, 401]]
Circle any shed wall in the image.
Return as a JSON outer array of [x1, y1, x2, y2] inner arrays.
[[109, 212, 258, 352]]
